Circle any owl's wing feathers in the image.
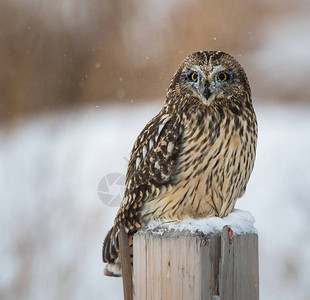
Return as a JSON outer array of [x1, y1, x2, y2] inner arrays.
[[120, 108, 183, 225], [103, 108, 183, 266]]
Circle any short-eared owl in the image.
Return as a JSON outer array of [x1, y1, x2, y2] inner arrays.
[[103, 50, 258, 276]]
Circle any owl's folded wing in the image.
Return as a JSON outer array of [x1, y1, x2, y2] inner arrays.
[[116, 107, 183, 229]]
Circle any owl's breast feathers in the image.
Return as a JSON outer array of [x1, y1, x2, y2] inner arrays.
[[113, 99, 257, 227], [142, 102, 257, 222]]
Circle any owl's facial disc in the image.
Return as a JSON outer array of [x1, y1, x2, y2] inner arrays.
[[208, 66, 233, 100], [185, 64, 234, 105], [185, 66, 211, 105]]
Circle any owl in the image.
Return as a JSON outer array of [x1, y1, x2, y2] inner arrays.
[[102, 50, 257, 276]]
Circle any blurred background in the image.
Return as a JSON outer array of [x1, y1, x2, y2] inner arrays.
[[1, 0, 309, 299]]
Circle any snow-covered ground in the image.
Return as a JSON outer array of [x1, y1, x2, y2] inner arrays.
[[1, 102, 310, 299]]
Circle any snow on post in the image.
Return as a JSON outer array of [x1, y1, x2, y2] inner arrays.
[[132, 209, 259, 300]]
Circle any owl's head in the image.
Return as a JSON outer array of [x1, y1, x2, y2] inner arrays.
[[167, 51, 251, 109]]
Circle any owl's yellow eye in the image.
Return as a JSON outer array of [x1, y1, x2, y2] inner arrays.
[[190, 72, 198, 82], [217, 72, 229, 81]]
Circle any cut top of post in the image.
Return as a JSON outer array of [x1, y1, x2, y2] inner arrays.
[[143, 209, 257, 236]]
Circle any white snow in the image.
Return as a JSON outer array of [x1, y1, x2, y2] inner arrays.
[[1, 102, 310, 299], [146, 209, 257, 236]]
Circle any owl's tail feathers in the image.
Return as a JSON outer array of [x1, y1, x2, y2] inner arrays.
[[102, 226, 122, 277]]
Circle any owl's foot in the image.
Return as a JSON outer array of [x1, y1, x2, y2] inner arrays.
[[227, 225, 234, 244]]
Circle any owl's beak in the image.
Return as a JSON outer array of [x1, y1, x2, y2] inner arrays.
[[203, 85, 211, 101]]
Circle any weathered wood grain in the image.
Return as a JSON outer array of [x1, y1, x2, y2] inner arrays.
[[133, 227, 259, 300], [119, 225, 133, 300]]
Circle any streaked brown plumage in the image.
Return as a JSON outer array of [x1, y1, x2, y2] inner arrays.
[[102, 50, 258, 276]]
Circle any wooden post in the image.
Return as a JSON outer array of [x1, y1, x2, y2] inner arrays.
[[133, 225, 259, 300], [118, 226, 133, 300]]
